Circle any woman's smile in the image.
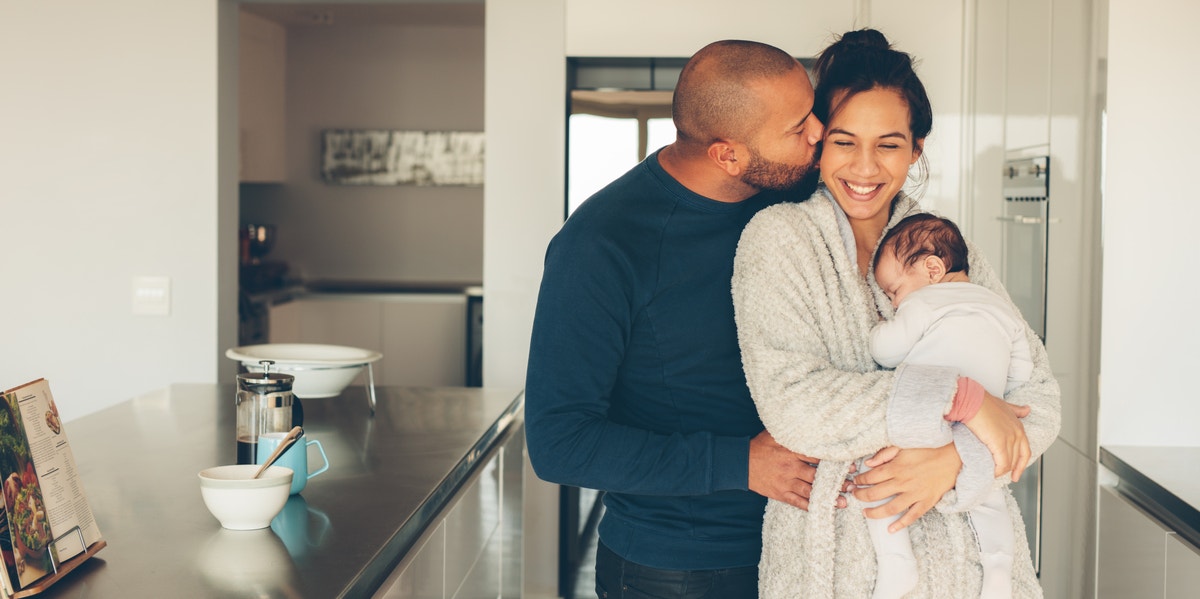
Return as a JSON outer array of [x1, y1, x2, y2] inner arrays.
[[842, 180, 884, 198]]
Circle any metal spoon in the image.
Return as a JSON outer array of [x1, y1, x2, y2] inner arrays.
[[253, 425, 303, 479]]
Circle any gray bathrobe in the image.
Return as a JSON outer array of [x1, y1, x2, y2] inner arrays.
[[732, 190, 1061, 598]]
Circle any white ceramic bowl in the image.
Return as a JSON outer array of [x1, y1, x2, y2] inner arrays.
[[226, 343, 382, 398], [198, 464, 293, 530]]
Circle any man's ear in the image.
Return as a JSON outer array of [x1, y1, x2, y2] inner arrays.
[[923, 255, 947, 282], [708, 140, 744, 176]]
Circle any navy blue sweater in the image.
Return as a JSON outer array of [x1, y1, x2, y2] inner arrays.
[[525, 152, 787, 569]]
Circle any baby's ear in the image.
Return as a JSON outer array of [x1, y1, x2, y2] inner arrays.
[[923, 255, 947, 282]]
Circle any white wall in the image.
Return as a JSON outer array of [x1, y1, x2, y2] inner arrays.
[[484, 2, 565, 596], [0, 1, 227, 421], [564, 1, 855, 58], [240, 17, 485, 283], [1099, 0, 1200, 446]]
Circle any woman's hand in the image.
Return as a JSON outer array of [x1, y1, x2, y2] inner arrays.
[[964, 392, 1032, 481], [852, 444, 961, 533]]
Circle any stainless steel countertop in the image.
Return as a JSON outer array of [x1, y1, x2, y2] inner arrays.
[[1099, 445, 1200, 547], [38, 384, 523, 598], [245, 281, 483, 307]]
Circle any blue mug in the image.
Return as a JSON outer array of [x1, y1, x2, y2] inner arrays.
[[257, 431, 329, 495]]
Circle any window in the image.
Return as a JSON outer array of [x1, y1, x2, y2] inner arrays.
[[566, 58, 683, 217]]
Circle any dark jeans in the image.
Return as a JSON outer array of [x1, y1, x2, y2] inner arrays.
[[594, 541, 758, 599]]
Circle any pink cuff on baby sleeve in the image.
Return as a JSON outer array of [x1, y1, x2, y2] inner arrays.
[[945, 377, 985, 422]]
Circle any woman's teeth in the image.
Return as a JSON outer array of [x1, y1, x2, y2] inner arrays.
[[846, 181, 879, 195]]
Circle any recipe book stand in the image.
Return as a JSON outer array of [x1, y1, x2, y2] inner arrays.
[[5, 531, 106, 598]]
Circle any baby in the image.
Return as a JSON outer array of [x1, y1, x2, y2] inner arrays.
[[866, 213, 1033, 599]]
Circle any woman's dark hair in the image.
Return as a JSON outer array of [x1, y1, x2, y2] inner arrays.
[[874, 213, 969, 275], [812, 29, 933, 181]]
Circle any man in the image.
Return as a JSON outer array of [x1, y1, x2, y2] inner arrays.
[[526, 40, 825, 598]]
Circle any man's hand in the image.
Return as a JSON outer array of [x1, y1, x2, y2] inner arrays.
[[851, 443, 961, 532], [964, 393, 1031, 481], [748, 430, 845, 510]]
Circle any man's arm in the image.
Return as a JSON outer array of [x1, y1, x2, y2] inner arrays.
[[526, 229, 765, 496]]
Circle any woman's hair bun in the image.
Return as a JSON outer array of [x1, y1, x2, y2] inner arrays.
[[837, 28, 892, 51]]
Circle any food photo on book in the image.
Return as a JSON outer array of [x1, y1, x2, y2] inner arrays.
[[0, 394, 52, 589]]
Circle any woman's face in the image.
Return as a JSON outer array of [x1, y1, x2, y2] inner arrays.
[[819, 87, 923, 229]]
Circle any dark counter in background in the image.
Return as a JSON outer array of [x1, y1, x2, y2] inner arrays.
[[41, 384, 522, 598], [1099, 445, 1200, 548]]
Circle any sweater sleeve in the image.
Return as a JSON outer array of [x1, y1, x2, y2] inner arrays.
[[525, 228, 750, 496]]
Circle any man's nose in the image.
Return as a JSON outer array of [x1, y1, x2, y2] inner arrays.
[[807, 116, 825, 145]]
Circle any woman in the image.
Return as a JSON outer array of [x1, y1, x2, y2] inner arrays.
[[732, 29, 1060, 598]]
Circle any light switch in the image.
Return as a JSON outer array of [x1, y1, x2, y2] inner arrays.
[[132, 276, 171, 316]]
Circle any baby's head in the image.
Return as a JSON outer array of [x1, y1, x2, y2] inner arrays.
[[873, 213, 969, 308]]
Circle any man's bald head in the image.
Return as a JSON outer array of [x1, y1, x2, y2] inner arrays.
[[672, 40, 802, 150]]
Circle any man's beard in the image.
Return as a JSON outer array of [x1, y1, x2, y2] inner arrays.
[[740, 147, 818, 193]]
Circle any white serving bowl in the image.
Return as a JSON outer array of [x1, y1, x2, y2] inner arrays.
[[226, 343, 382, 398], [198, 464, 293, 530]]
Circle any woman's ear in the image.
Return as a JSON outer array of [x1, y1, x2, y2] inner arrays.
[[923, 255, 947, 282], [911, 138, 925, 164]]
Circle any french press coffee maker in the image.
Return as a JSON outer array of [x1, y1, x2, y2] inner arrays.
[[236, 360, 302, 465]]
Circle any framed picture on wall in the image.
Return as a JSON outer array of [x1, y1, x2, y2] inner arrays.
[[320, 129, 484, 186]]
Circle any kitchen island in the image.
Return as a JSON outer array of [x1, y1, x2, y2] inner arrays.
[[37, 384, 523, 598]]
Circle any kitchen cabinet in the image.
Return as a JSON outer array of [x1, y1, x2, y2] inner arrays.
[[1098, 447, 1200, 599], [381, 297, 467, 388], [1098, 486, 1169, 598], [1166, 534, 1200, 599], [1039, 440, 1096, 598], [268, 293, 468, 387], [390, 520, 444, 599], [377, 423, 524, 599], [238, 11, 286, 183]]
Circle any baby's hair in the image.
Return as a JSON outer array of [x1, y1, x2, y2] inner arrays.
[[874, 213, 969, 275]]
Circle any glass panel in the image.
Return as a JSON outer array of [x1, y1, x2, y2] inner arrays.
[[567, 115, 639, 216], [647, 118, 676, 157]]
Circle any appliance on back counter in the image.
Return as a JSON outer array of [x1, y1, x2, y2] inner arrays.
[[239, 224, 291, 346], [240, 224, 290, 293]]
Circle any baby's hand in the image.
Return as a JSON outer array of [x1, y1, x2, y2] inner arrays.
[[964, 394, 1031, 481]]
